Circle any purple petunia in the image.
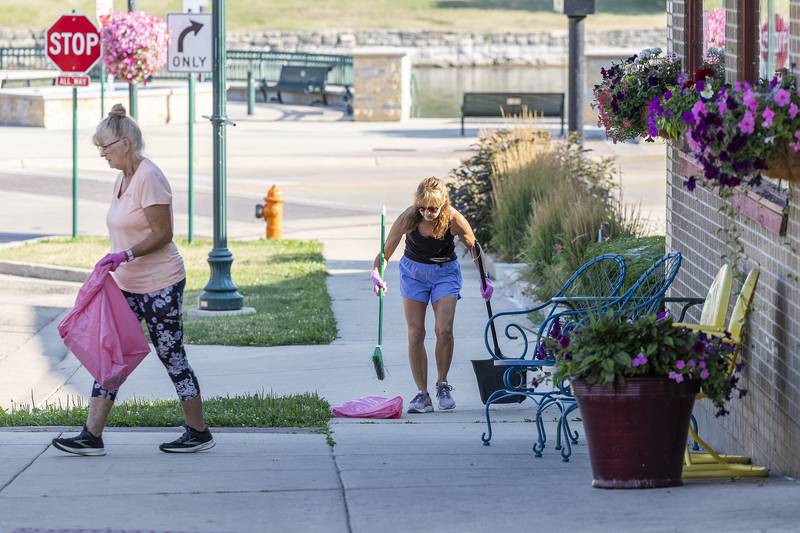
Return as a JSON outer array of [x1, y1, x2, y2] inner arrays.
[[668, 371, 685, 383], [676, 359, 686, 370], [791, 103, 799, 119], [631, 352, 648, 367]]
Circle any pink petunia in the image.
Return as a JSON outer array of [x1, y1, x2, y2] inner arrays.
[[791, 104, 799, 119], [743, 90, 758, 111], [762, 107, 775, 128], [739, 111, 756, 134], [774, 88, 791, 107]]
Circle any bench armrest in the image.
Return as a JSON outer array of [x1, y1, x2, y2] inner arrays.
[[663, 296, 705, 321]]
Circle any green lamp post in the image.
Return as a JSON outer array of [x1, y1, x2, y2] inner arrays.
[[198, 0, 243, 311], [127, 0, 138, 120]]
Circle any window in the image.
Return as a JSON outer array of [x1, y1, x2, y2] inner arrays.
[[759, 0, 790, 78]]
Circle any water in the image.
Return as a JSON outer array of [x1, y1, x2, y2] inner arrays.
[[411, 65, 568, 118]]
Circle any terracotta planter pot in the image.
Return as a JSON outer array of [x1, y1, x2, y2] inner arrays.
[[572, 376, 699, 489], [763, 150, 800, 183]]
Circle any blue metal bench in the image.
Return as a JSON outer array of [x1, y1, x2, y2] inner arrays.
[[481, 251, 683, 461]]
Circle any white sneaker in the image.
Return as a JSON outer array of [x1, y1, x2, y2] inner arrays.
[[435, 382, 456, 410], [407, 391, 433, 413]]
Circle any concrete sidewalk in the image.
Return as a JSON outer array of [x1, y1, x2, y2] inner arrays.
[[1, 241, 800, 532]]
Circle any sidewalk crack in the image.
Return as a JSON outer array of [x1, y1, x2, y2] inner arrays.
[[329, 440, 354, 533], [0, 435, 56, 495]]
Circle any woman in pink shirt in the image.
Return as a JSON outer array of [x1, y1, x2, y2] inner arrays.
[[52, 104, 214, 456]]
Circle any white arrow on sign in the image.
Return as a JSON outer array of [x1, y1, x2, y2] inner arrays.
[[167, 12, 212, 73]]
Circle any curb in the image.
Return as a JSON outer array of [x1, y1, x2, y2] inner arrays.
[[0, 260, 88, 283]]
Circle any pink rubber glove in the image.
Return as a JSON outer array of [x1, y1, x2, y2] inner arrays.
[[97, 251, 127, 272], [480, 276, 493, 300], [371, 270, 387, 296]]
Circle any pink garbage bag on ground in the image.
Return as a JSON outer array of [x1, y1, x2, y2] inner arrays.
[[58, 263, 150, 390], [330, 396, 404, 419]]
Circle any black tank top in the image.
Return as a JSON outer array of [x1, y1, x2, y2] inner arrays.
[[404, 227, 457, 264]]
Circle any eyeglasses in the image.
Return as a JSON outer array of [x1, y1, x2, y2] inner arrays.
[[97, 138, 121, 152], [418, 206, 441, 214]]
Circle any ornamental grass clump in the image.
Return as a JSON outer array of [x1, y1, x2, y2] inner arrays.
[[101, 11, 168, 84], [593, 48, 682, 143], [553, 313, 747, 417], [682, 71, 800, 191]]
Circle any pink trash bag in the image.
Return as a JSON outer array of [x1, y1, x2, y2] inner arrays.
[[58, 263, 150, 390], [330, 396, 403, 419]]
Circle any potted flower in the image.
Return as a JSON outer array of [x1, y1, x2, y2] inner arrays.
[[593, 48, 682, 143], [101, 11, 169, 85], [682, 71, 800, 191], [648, 52, 726, 141], [553, 312, 745, 489]]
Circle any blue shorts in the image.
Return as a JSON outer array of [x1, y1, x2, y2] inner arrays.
[[399, 256, 462, 304]]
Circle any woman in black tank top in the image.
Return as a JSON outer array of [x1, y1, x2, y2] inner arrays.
[[370, 177, 493, 414]]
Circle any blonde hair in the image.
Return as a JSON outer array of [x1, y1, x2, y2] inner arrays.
[[413, 177, 451, 239], [93, 103, 144, 157]]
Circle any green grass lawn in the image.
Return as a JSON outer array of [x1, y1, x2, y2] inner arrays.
[[8, 1, 664, 32], [0, 236, 337, 347], [0, 392, 331, 428]]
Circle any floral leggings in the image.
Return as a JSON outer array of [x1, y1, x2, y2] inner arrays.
[[91, 278, 201, 402]]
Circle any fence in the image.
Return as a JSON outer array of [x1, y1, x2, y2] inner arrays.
[[0, 47, 353, 87]]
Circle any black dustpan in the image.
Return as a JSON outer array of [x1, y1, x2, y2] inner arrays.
[[471, 245, 524, 404]]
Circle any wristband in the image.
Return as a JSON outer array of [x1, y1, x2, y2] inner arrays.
[[124, 248, 135, 262]]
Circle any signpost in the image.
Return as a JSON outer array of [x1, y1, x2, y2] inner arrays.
[[168, 12, 212, 244], [96, 0, 113, 118], [46, 13, 101, 239], [553, 0, 595, 139]]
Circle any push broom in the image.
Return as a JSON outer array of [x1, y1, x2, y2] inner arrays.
[[372, 206, 387, 380]]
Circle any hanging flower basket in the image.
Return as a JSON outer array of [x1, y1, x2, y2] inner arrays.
[[101, 12, 168, 85], [763, 150, 800, 183]]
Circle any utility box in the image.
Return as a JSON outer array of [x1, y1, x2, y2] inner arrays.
[[553, 0, 595, 16]]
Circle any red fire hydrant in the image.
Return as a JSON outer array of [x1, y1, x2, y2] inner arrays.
[[257, 185, 284, 240]]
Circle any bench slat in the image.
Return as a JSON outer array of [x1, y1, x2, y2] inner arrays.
[[460, 92, 565, 135]]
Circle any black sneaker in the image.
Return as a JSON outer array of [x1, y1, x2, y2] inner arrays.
[[52, 426, 106, 456], [159, 425, 215, 453]]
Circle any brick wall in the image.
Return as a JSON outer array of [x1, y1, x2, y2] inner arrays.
[[666, 1, 800, 477]]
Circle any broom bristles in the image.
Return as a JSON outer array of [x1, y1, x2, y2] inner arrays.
[[372, 346, 386, 380]]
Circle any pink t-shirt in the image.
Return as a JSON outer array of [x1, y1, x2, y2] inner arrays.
[[106, 158, 185, 294]]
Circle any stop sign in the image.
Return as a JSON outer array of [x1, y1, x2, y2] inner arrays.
[[46, 14, 101, 73]]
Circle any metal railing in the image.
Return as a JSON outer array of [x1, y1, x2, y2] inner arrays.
[[0, 46, 50, 70], [0, 47, 353, 88]]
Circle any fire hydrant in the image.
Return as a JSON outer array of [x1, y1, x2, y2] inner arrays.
[[254, 185, 284, 240]]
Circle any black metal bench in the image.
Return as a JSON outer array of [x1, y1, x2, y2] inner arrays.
[[460, 92, 565, 136], [260, 65, 332, 105]]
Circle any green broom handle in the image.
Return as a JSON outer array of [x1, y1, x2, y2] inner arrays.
[[378, 206, 385, 346]]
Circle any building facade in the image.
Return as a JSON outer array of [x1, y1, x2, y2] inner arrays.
[[667, 0, 800, 476]]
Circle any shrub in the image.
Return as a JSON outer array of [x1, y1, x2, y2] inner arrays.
[[447, 125, 549, 246]]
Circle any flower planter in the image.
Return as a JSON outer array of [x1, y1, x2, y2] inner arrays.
[[764, 151, 800, 183], [572, 376, 698, 489]]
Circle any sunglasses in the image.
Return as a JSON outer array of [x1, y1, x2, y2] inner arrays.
[[418, 205, 441, 214]]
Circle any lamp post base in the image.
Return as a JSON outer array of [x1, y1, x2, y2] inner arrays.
[[197, 247, 243, 311]]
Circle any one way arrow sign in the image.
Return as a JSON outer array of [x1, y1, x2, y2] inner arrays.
[[167, 13, 212, 73]]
